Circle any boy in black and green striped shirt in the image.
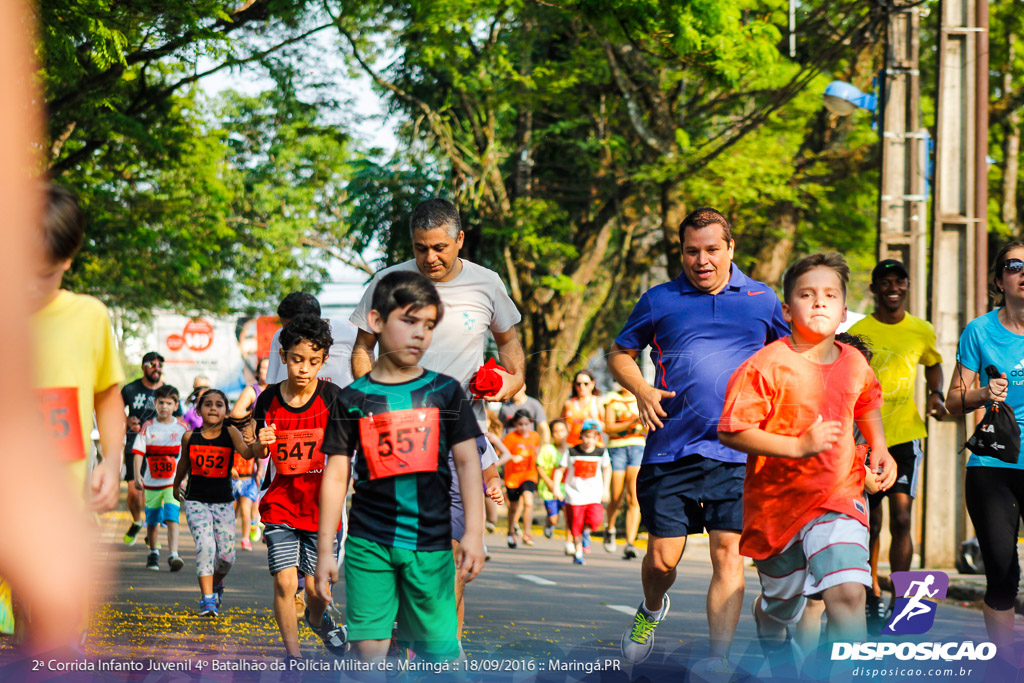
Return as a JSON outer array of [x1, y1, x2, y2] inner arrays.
[[316, 271, 484, 663]]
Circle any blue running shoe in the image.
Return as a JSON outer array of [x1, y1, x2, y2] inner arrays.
[[213, 583, 224, 608], [198, 596, 218, 618]]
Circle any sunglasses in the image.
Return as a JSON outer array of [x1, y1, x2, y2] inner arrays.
[[575, 380, 592, 386], [1004, 258, 1024, 274], [143, 361, 163, 369]]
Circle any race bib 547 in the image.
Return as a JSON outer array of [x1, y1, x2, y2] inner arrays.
[[272, 428, 325, 475]]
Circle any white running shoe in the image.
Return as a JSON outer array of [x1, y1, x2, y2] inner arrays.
[[620, 596, 670, 663]]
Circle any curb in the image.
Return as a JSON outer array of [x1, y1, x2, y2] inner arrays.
[[946, 580, 1024, 615], [946, 581, 985, 604]]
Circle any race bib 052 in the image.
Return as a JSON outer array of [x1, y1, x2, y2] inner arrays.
[[190, 445, 231, 478]]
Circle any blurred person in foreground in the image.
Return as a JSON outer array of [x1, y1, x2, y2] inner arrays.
[[1, 0, 121, 655]]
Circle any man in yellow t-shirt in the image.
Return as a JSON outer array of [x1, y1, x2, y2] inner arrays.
[[32, 185, 126, 511], [849, 259, 945, 632]]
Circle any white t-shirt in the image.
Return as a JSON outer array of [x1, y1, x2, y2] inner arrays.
[[349, 259, 521, 389], [560, 446, 611, 506], [132, 418, 188, 490], [266, 318, 357, 388]]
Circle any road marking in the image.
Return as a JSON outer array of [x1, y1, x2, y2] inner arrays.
[[517, 574, 556, 586], [606, 605, 638, 616]]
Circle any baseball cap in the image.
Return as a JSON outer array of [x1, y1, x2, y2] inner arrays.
[[580, 419, 603, 434], [871, 259, 909, 283], [142, 351, 165, 365]]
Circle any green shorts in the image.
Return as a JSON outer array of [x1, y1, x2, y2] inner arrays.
[[144, 487, 180, 526], [344, 535, 459, 662]]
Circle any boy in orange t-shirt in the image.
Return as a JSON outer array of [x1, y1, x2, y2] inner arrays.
[[718, 253, 897, 664], [501, 410, 541, 548]]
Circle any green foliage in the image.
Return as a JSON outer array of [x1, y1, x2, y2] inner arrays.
[[326, 0, 885, 405], [40, 1, 346, 316], [61, 83, 351, 316], [40, 0, 909, 405]]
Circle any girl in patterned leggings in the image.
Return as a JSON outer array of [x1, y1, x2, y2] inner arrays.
[[173, 389, 251, 617]]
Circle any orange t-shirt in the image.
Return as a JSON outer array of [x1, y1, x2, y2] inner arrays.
[[719, 339, 882, 560], [563, 396, 602, 446], [234, 452, 256, 477], [502, 430, 541, 488]]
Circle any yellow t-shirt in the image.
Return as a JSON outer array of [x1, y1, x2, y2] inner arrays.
[[33, 291, 125, 495], [848, 312, 942, 446], [604, 392, 646, 448]]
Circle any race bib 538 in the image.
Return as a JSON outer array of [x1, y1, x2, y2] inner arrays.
[[147, 454, 177, 479]]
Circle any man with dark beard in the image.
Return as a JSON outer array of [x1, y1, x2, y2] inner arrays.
[[121, 351, 180, 544]]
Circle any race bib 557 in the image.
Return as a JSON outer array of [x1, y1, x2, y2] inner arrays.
[[358, 408, 440, 481]]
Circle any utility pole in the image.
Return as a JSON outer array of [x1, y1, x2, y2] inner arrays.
[[877, 3, 928, 318], [875, 2, 930, 568], [925, 0, 988, 568]]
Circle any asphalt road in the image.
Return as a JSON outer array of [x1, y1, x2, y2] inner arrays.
[[0, 499, 1016, 683]]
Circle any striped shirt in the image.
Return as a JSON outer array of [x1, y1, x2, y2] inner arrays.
[[132, 418, 188, 490]]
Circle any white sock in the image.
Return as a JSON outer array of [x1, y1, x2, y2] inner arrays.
[[641, 599, 665, 619]]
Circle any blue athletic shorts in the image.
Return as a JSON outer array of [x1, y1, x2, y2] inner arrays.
[[544, 499, 565, 517], [232, 477, 259, 502], [636, 454, 744, 537], [609, 444, 644, 471]]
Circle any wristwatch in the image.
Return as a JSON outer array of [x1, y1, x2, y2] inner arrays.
[[929, 388, 945, 401]]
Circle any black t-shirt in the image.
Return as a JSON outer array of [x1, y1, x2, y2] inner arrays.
[[122, 379, 181, 455], [322, 370, 481, 552], [184, 428, 235, 504]]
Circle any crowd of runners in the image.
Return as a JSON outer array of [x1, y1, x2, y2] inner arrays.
[[19, 184, 1024, 675]]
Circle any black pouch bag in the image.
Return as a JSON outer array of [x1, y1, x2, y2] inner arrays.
[[964, 365, 1021, 463]]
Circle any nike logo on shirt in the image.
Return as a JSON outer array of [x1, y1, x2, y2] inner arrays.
[[747, 291, 766, 296]]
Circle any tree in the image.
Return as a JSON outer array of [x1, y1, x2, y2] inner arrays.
[[40, 2, 352, 316], [989, 0, 1023, 236], [59, 80, 352, 316], [40, 1, 333, 175], [333, 0, 887, 413]]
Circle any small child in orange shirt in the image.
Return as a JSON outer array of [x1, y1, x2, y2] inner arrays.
[[501, 410, 540, 548], [718, 253, 898, 671]]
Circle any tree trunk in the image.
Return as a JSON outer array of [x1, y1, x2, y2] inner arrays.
[[1004, 113, 1020, 233], [1003, 36, 1020, 233], [749, 203, 797, 286], [523, 204, 652, 419], [660, 182, 685, 279]]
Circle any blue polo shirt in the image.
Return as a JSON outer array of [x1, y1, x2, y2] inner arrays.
[[615, 266, 788, 465]]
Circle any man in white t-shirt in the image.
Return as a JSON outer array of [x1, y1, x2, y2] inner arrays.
[[350, 198, 525, 407], [265, 293, 356, 388], [349, 197, 526, 640]]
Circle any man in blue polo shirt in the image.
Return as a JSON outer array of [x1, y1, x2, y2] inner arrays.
[[609, 207, 788, 670]]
